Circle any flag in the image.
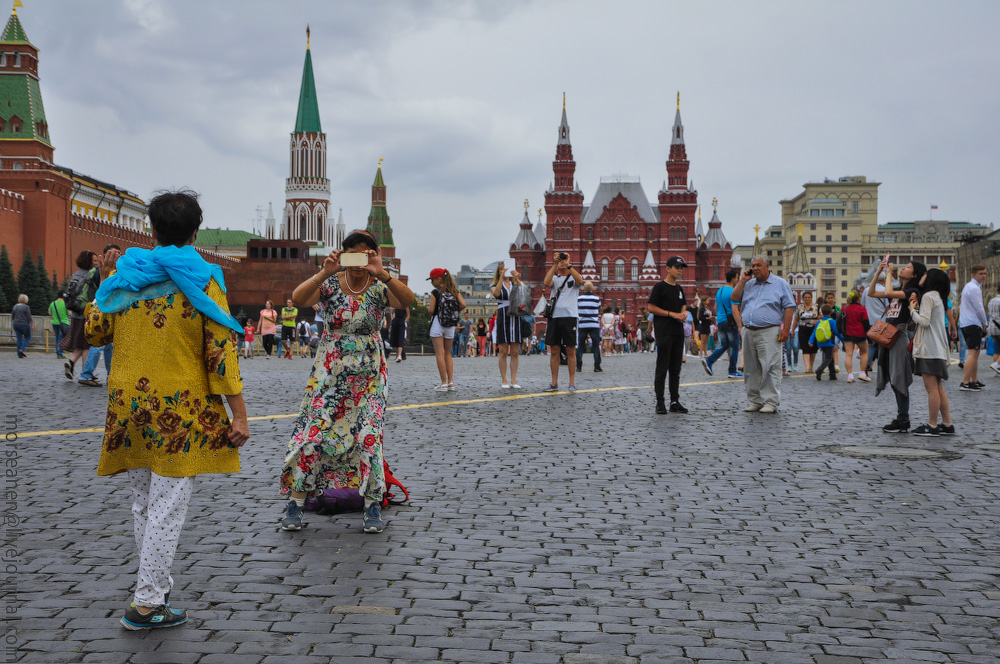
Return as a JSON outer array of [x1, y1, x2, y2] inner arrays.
[[930, 205, 938, 210], [13, 0, 22, 7]]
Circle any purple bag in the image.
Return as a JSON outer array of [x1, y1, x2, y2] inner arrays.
[[303, 488, 365, 514]]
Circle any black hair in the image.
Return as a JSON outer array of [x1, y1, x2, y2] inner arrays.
[[75, 250, 95, 269], [725, 268, 739, 282], [342, 229, 378, 251], [821, 304, 833, 316], [904, 260, 927, 291], [922, 268, 950, 303], [147, 189, 203, 247], [103, 243, 122, 253]]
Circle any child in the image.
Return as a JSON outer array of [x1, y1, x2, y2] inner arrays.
[[243, 319, 255, 359], [809, 304, 843, 380]]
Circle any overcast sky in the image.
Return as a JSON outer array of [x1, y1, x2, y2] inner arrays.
[[20, 0, 1000, 293]]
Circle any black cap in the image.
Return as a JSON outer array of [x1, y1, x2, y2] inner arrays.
[[665, 255, 688, 268]]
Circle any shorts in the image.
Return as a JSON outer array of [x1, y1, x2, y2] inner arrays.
[[914, 358, 949, 380], [281, 326, 295, 341], [545, 317, 577, 348], [298, 335, 309, 346], [961, 325, 983, 351], [844, 335, 867, 344], [429, 317, 456, 339]]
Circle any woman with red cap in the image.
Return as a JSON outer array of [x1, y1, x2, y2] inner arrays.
[[428, 267, 467, 391]]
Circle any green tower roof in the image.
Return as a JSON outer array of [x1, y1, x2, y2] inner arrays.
[[293, 46, 322, 133], [367, 166, 394, 247], [1, 11, 30, 44]]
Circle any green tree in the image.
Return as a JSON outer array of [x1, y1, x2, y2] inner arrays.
[[34, 252, 55, 315], [408, 300, 431, 347], [0, 245, 17, 308], [0, 286, 7, 312], [16, 250, 38, 312]]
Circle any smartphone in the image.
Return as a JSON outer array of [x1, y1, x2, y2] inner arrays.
[[340, 253, 368, 267], [882, 251, 891, 266]]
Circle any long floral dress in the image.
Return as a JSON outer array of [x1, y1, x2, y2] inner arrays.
[[279, 274, 389, 501]]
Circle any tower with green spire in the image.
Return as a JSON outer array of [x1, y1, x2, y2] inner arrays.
[[366, 160, 401, 278], [1, 3, 53, 164], [283, 24, 330, 247]]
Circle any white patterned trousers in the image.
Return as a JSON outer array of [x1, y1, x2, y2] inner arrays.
[[127, 469, 194, 607]]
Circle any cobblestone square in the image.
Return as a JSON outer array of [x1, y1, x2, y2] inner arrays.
[[4, 349, 1000, 663]]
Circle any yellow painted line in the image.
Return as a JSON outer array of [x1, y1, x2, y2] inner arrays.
[[17, 374, 816, 438]]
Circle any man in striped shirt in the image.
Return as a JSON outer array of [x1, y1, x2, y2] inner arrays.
[[577, 282, 603, 372]]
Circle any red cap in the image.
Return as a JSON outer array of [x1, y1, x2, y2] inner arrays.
[[427, 268, 448, 280]]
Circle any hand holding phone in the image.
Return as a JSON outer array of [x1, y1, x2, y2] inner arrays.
[[340, 252, 368, 267]]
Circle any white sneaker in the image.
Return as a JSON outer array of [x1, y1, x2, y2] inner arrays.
[[501, 383, 510, 389], [847, 373, 855, 383], [992, 362, 1000, 376], [511, 383, 521, 389]]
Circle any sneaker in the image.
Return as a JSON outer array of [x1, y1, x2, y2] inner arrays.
[[912, 423, 940, 437], [973, 381, 985, 389], [991, 363, 1000, 377], [958, 361, 965, 369], [510, 383, 521, 389], [501, 383, 510, 389], [701, 358, 713, 376], [959, 382, 981, 392], [655, 402, 668, 415], [575, 365, 583, 373], [847, 373, 855, 383], [858, 373, 871, 382], [816, 371, 822, 381], [280, 499, 303, 531], [744, 404, 762, 412], [120, 604, 187, 630], [542, 384, 558, 392], [363, 502, 385, 533], [568, 385, 577, 393], [669, 401, 688, 414], [78, 378, 101, 387], [727, 372, 744, 379], [64, 360, 74, 380], [759, 405, 777, 414], [937, 423, 956, 436], [594, 366, 603, 372], [829, 373, 837, 381], [883, 418, 910, 433]]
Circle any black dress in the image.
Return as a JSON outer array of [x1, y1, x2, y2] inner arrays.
[[494, 284, 522, 345], [388, 308, 407, 348]]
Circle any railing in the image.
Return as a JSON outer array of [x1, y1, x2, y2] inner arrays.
[[0, 313, 58, 352]]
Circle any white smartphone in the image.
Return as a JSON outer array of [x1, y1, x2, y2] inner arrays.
[[340, 253, 368, 267]]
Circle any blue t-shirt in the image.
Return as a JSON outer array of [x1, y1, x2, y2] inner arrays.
[[715, 285, 734, 324]]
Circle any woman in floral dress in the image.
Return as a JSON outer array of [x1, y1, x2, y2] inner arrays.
[[279, 229, 414, 533]]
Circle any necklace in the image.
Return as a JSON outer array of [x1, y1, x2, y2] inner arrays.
[[342, 271, 370, 296]]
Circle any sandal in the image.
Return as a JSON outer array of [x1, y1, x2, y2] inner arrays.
[[64, 359, 74, 380]]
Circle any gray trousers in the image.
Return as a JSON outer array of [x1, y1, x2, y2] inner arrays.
[[743, 326, 784, 408]]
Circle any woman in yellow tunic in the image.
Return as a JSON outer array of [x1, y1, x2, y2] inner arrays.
[[85, 190, 249, 630]]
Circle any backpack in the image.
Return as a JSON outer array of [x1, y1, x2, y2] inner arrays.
[[302, 460, 409, 513], [434, 289, 461, 327], [64, 269, 95, 315], [815, 318, 833, 344]]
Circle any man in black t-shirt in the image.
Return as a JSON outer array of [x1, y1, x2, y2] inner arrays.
[[647, 256, 689, 414]]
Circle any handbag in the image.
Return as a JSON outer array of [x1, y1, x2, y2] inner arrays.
[[508, 282, 531, 318], [866, 308, 901, 349]]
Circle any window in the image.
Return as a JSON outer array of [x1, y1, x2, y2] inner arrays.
[[0, 52, 5, 67], [810, 223, 816, 230], [767, 250, 772, 256], [586, 227, 593, 241], [600, 258, 608, 281], [646, 227, 654, 241], [13, 52, 20, 67], [822, 268, 835, 275], [810, 258, 816, 264], [841, 235, 848, 241], [713, 265, 719, 280], [810, 209, 819, 217], [632, 227, 638, 240], [835, 209, 844, 217], [826, 223, 832, 230], [821, 209, 833, 217], [851, 202, 859, 213], [841, 269, 847, 275], [826, 235, 832, 241], [826, 246, 831, 253], [842, 223, 848, 230], [631, 258, 639, 280], [810, 235, 816, 241], [809, 246, 815, 253], [603, 228, 608, 240], [825, 257, 832, 264], [615, 259, 625, 281], [841, 280, 848, 287]]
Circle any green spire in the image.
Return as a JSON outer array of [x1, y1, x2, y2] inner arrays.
[[366, 163, 394, 247], [293, 29, 322, 134], [1, 10, 30, 45]]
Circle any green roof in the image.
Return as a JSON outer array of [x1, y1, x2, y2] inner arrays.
[[366, 167, 394, 247], [0, 67, 50, 146], [1, 12, 30, 44], [193, 228, 263, 247], [293, 48, 322, 133], [373, 165, 384, 187]]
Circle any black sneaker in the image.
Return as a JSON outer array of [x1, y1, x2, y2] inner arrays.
[[829, 373, 837, 380], [816, 371, 822, 381], [542, 384, 559, 392], [937, 423, 956, 436], [958, 361, 965, 368], [883, 419, 910, 433], [594, 366, 603, 372], [655, 402, 667, 415], [280, 499, 303, 531], [669, 402, 688, 414], [120, 604, 187, 630], [973, 381, 985, 389], [959, 382, 981, 392], [912, 423, 940, 437]]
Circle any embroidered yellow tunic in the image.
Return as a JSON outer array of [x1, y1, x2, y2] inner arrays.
[[85, 278, 243, 477]]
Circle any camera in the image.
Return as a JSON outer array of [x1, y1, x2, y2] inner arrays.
[[557, 252, 568, 261], [340, 253, 368, 267]]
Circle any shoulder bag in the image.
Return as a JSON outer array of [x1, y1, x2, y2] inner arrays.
[[866, 306, 901, 349], [542, 276, 569, 319]]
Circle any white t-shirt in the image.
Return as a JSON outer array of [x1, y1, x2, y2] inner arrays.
[[550, 274, 579, 318]]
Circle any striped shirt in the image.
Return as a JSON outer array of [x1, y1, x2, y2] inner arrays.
[[577, 293, 601, 329]]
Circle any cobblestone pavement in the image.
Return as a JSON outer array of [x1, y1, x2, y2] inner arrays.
[[4, 347, 1000, 664]]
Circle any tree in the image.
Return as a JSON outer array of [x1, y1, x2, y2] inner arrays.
[[15, 250, 38, 313], [34, 252, 55, 315], [0, 286, 7, 312], [0, 245, 17, 309], [408, 300, 431, 347]]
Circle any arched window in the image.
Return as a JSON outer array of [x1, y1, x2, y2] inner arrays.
[[647, 227, 654, 241], [586, 227, 593, 241], [632, 227, 638, 240], [713, 265, 719, 280], [316, 212, 324, 242], [602, 227, 608, 240], [600, 258, 608, 281], [615, 259, 625, 281], [299, 213, 307, 240], [631, 258, 639, 281]]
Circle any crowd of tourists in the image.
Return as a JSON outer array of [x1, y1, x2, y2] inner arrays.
[[20, 187, 998, 633]]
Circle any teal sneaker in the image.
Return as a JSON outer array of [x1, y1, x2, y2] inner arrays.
[[120, 604, 187, 630], [363, 502, 385, 533], [280, 499, 303, 531]]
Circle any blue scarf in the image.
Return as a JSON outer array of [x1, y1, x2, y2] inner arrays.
[[95, 245, 243, 333]]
